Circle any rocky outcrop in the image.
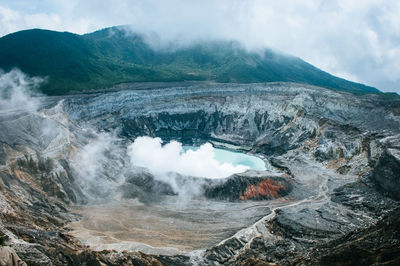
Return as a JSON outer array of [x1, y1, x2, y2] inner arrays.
[[0, 246, 26, 266], [204, 172, 292, 201], [298, 206, 400, 265], [220, 173, 399, 266], [372, 135, 400, 200], [119, 168, 176, 202]]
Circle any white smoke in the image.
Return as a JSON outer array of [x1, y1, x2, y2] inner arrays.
[[72, 131, 126, 199], [0, 68, 43, 112], [127, 136, 249, 179], [74, 133, 112, 183]]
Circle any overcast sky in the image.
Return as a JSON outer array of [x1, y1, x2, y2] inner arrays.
[[0, 0, 399, 93]]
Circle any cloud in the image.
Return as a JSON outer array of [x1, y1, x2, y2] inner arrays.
[[0, 68, 43, 112], [0, 1, 400, 93], [127, 136, 249, 179]]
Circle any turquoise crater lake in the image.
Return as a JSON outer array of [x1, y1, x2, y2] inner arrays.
[[128, 137, 266, 178], [183, 145, 266, 172]]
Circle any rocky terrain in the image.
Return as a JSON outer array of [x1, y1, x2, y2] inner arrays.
[[0, 81, 399, 265]]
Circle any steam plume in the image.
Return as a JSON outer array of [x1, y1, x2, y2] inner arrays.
[[127, 136, 249, 179], [0, 68, 43, 112]]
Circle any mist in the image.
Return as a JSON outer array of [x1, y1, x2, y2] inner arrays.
[[0, 68, 127, 201], [0, 68, 43, 112], [128, 136, 249, 179], [70, 130, 128, 200]]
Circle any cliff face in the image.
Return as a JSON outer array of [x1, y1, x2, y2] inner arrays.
[[0, 82, 399, 265], [372, 135, 400, 200]]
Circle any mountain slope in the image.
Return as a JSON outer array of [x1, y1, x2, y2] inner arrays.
[[0, 26, 379, 95]]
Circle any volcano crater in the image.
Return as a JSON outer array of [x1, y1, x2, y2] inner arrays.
[[1, 82, 399, 265]]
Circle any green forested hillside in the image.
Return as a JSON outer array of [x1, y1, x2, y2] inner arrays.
[[0, 26, 379, 95]]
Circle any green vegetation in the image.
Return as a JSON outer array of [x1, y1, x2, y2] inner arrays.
[[379, 92, 400, 100], [0, 235, 6, 246], [25, 261, 41, 266], [0, 26, 380, 95]]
